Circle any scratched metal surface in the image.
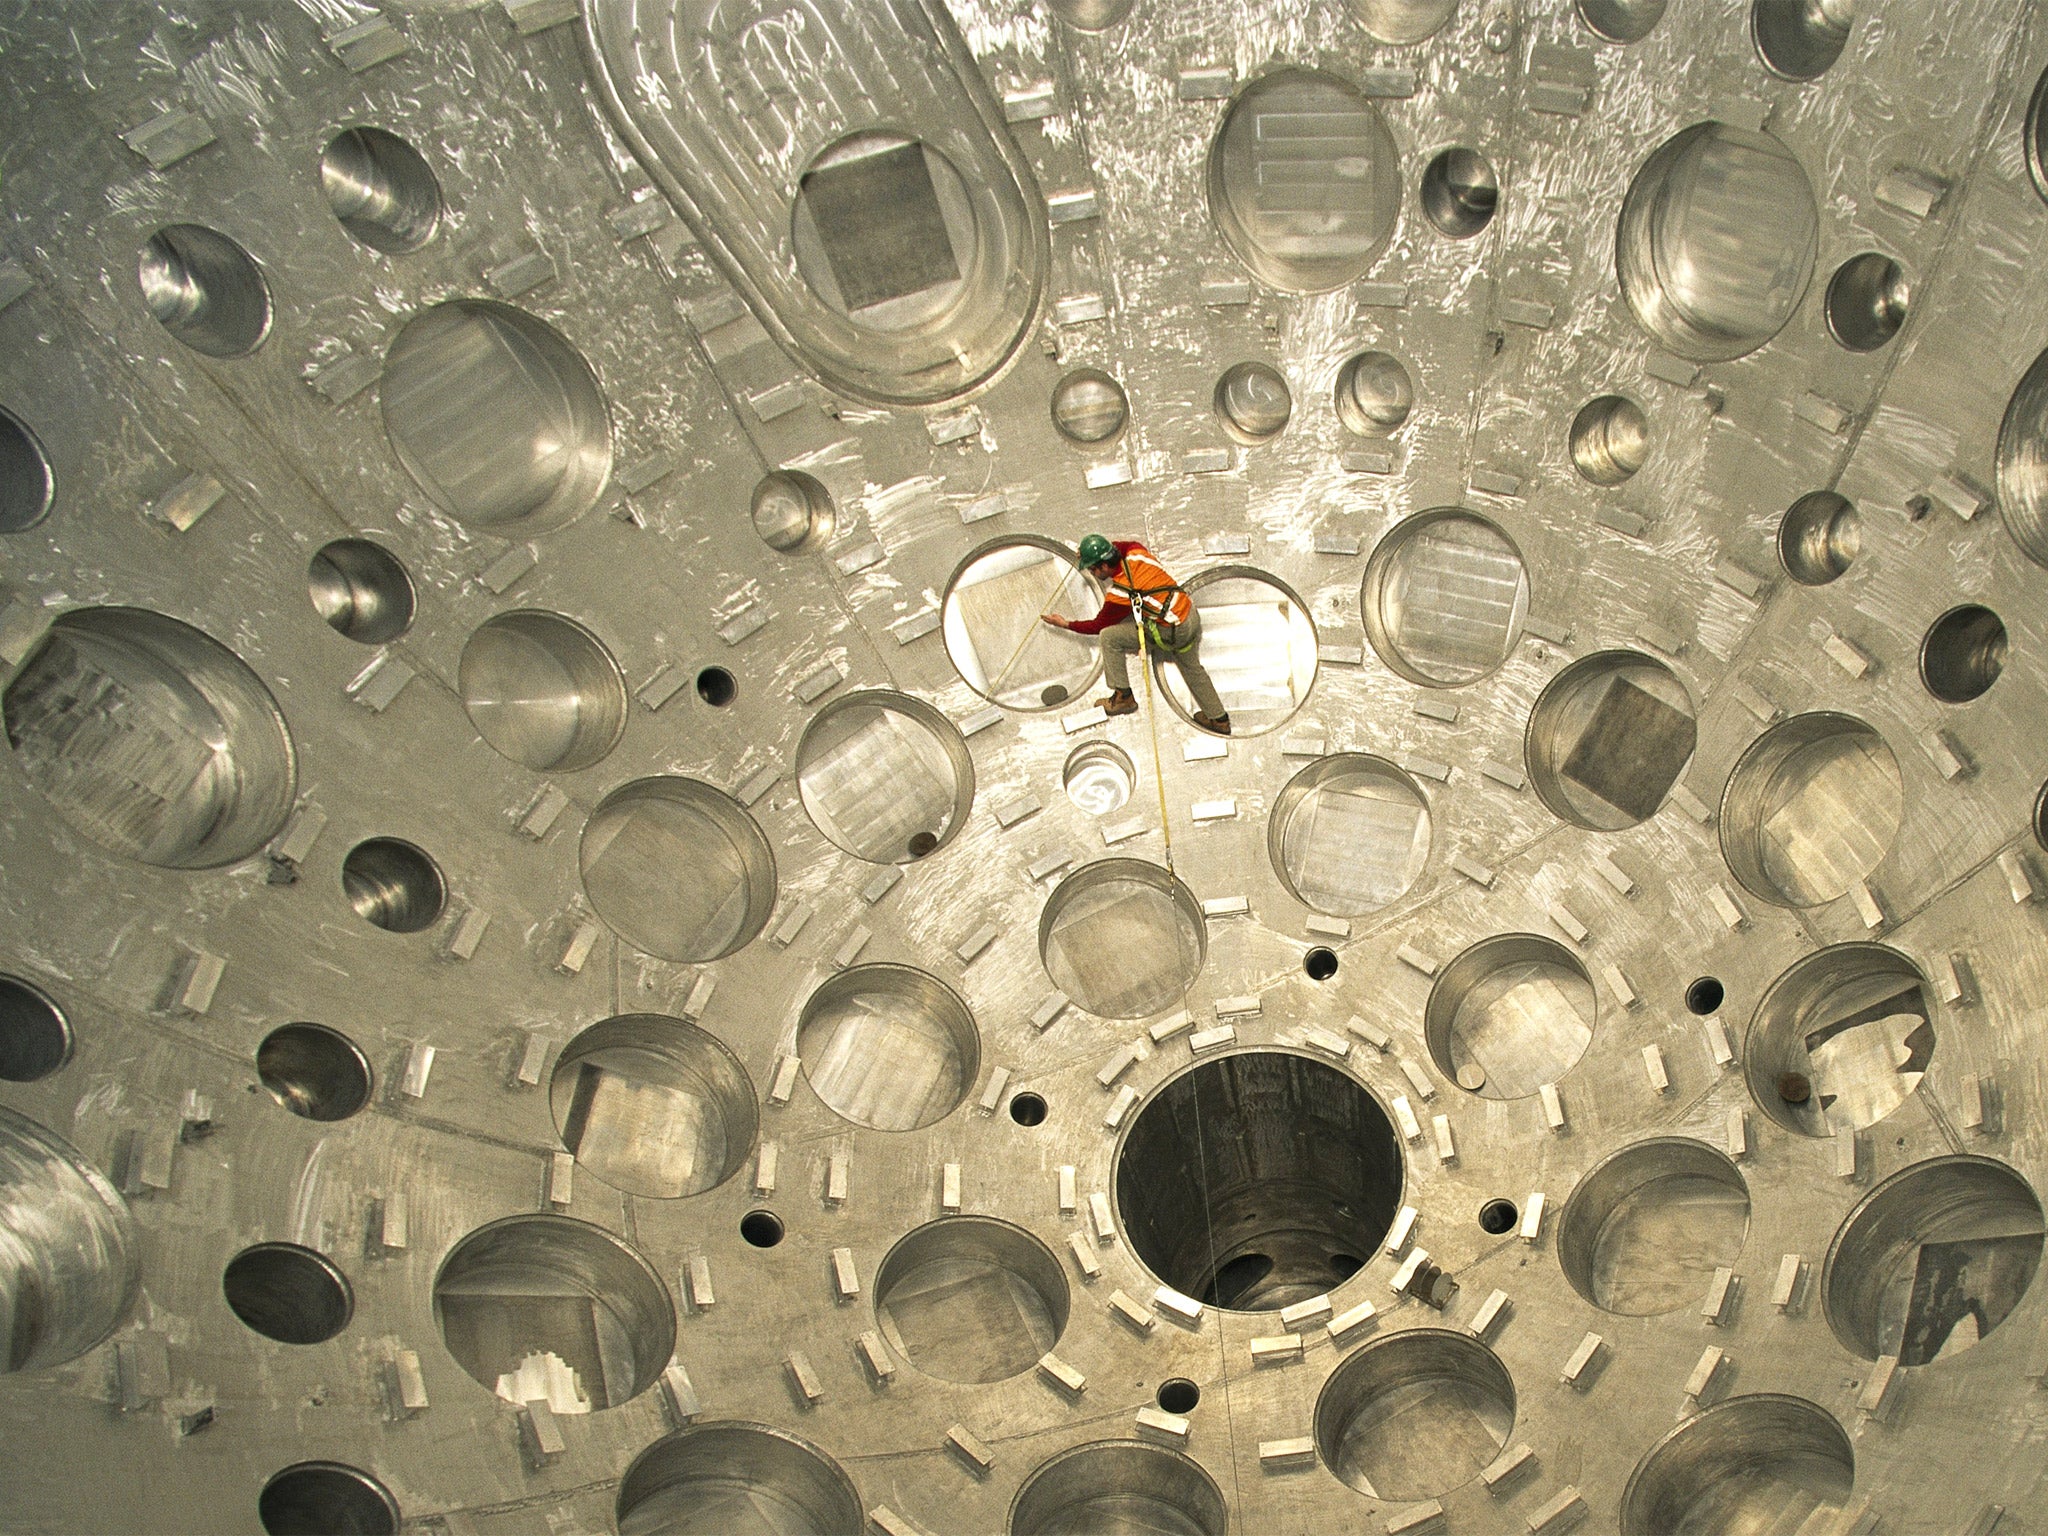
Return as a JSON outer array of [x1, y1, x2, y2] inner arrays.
[[2, 0, 2048, 1530]]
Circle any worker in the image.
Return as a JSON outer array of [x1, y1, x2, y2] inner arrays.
[[1042, 533, 1232, 735]]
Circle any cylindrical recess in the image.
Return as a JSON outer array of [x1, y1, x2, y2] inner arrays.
[[319, 126, 443, 253], [1557, 1138, 1750, 1315], [0, 405, 54, 533], [796, 965, 980, 1131], [0, 975, 73, 1082], [617, 1422, 863, 1535], [1362, 510, 1529, 687], [0, 1104, 140, 1372], [1011, 1441, 1227, 1536], [3, 607, 298, 869], [1525, 650, 1696, 830], [258, 1463, 400, 1536], [138, 224, 272, 357], [222, 1243, 354, 1345], [549, 1014, 758, 1197], [1718, 713, 1901, 908], [1118, 1050, 1403, 1310], [458, 610, 628, 772], [796, 689, 974, 864], [1040, 859, 1206, 1019], [307, 539, 416, 644], [579, 778, 777, 962], [256, 1024, 373, 1122], [1742, 945, 1932, 1138], [873, 1216, 1070, 1383], [1621, 1394, 1853, 1534], [1267, 754, 1432, 915], [1314, 1328, 1516, 1500], [1425, 933, 1595, 1099]]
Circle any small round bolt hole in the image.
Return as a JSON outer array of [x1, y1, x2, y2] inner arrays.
[[1157, 1378, 1200, 1414], [906, 831, 940, 859], [1907, 495, 1933, 524], [1009, 1091, 1048, 1126], [1685, 976, 1725, 1015], [1304, 946, 1339, 981], [739, 1209, 784, 1248], [1478, 1198, 1519, 1235], [696, 666, 737, 707]]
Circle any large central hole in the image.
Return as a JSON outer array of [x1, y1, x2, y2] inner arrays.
[[1116, 1051, 1403, 1310]]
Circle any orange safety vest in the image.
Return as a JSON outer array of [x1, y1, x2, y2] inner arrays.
[[1111, 545, 1193, 631]]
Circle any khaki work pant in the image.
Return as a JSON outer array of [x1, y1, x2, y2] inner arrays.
[[1099, 610, 1228, 719]]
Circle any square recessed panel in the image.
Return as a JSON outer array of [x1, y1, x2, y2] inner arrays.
[[1561, 677, 1696, 822], [799, 143, 960, 312]]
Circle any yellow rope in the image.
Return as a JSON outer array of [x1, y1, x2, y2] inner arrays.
[[1133, 597, 1176, 875]]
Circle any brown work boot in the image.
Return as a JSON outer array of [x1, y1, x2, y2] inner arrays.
[[1097, 688, 1138, 717], [1191, 711, 1232, 736]]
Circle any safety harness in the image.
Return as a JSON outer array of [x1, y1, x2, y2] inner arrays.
[[1109, 549, 1195, 652]]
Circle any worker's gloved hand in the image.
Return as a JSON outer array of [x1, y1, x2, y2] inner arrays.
[[1041, 615, 1069, 630]]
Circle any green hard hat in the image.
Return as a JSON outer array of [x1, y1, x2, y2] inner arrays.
[[1076, 533, 1115, 567]]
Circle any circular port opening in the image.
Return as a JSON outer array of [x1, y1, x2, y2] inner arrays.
[[1559, 1138, 1750, 1315], [1425, 933, 1595, 1099], [1825, 252, 1908, 351], [796, 965, 980, 1131], [1920, 604, 2006, 703], [1751, 0, 1855, 81], [222, 1243, 353, 1345], [695, 666, 736, 707], [1213, 361, 1292, 444], [1745, 944, 1933, 1138], [1334, 350, 1414, 436], [1063, 741, 1135, 816], [1315, 1329, 1515, 1500], [740, 1210, 785, 1249], [0, 1107, 140, 1373], [1157, 1378, 1200, 1414], [942, 537, 1106, 711], [1207, 68, 1399, 292], [1363, 509, 1530, 686], [1822, 1154, 2044, 1365], [751, 469, 837, 554], [1050, 368, 1129, 446], [874, 1216, 1070, 1383], [796, 690, 974, 864], [0, 405, 55, 533], [256, 1024, 372, 1121], [382, 299, 611, 535], [0, 976, 72, 1082], [459, 610, 627, 772], [1719, 713, 1901, 908], [1616, 123, 1818, 361], [319, 126, 443, 254], [1305, 947, 1339, 980], [1269, 755, 1432, 915], [580, 778, 777, 962], [4, 608, 297, 868], [1526, 650, 1696, 831], [1568, 394, 1649, 485], [1011, 1443, 1226, 1536], [1041, 859, 1206, 1020], [1621, 1395, 1852, 1535], [1685, 977, 1725, 1015], [550, 1014, 758, 1198], [138, 224, 272, 358], [1479, 1198, 1519, 1234], [341, 838, 445, 933], [435, 1214, 673, 1411], [1119, 1050, 1403, 1310], [1577, 0, 1667, 43], [259, 1464, 399, 1536], [1156, 565, 1320, 737], [618, 1424, 861, 1535], [1420, 148, 1499, 239], [1009, 1092, 1048, 1127], [307, 539, 415, 644], [1776, 491, 1860, 585]]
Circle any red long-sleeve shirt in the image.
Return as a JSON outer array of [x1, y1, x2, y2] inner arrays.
[[1065, 541, 1183, 635]]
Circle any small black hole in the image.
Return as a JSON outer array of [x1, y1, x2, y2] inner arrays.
[[1328, 1253, 1364, 1279], [1041, 683, 1070, 706], [1304, 946, 1339, 981], [696, 666, 737, 707], [1685, 976, 1725, 1015], [739, 1210, 784, 1248], [1478, 1198, 1519, 1235], [1907, 495, 1933, 523], [1157, 1378, 1200, 1414], [906, 831, 940, 859], [1009, 1091, 1048, 1126]]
